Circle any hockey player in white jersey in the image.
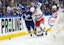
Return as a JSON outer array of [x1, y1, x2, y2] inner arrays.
[[52, 5, 58, 18], [30, 2, 47, 36]]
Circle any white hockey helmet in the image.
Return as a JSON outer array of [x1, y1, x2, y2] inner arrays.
[[37, 2, 42, 8], [52, 5, 57, 12], [38, 2, 42, 7], [52, 5, 57, 10], [30, 7, 35, 12]]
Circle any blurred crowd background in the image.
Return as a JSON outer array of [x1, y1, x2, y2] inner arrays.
[[0, 0, 64, 17]]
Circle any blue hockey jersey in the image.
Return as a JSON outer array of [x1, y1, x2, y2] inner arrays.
[[23, 11, 33, 21]]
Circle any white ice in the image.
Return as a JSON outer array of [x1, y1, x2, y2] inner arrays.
[[0, 31, 64, 45]]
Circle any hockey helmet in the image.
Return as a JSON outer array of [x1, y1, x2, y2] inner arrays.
[[30, 7, 35, 12]]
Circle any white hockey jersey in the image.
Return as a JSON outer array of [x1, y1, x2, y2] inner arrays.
[[33, 8, 44, 21]]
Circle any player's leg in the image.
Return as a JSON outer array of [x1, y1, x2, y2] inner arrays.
[[40, 18, 47, 35], [35, 21, 44, 36], [30, 21, 36, 35], [36, 27, 44, 36], [25, 21, 32, 36], [40, 23, 47, 35]]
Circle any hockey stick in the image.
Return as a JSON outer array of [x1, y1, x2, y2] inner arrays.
[[33, 15, 37, 34], [46, 25, 53, 32]]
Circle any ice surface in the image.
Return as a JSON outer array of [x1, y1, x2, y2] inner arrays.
[[0, 32, 64, 45]]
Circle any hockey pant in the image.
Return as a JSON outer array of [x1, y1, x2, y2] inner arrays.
[[25, 20, 36, 33]]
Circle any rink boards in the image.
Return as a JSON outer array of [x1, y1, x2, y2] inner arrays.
[[0, 17, 27, 40], [0, 15, 64, 40]]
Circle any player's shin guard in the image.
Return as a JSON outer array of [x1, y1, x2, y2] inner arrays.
[[36, 27, 43, 36], [40, 24, 47, 35]]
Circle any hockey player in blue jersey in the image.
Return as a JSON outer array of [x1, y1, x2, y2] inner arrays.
[[22, 6, 36, 36]]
